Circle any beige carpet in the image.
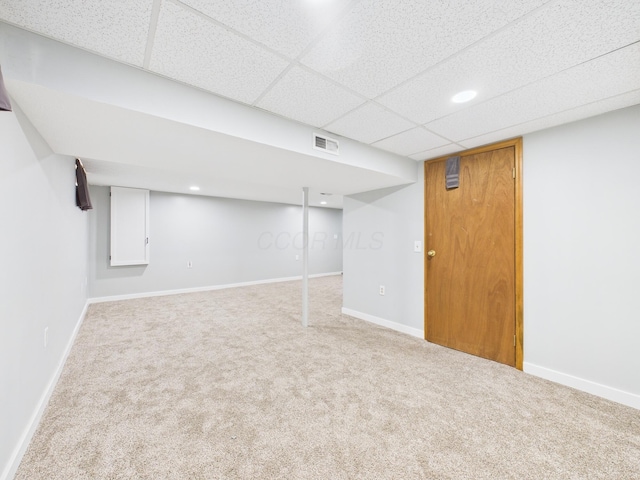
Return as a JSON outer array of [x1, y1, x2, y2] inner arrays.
[[15, 275, 640, 479]]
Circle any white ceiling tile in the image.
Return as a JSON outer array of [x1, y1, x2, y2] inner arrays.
[[409, 144, 463, 162], [460, 89, 640, 149], [2, 1, 638, 202], [426, 43, 640, 142], [372, 127, 449, 157], [378, 0, 640, 125], [0, 0, 152, 65], [325, 103, 415, 145], [256, 66, 365, 127], [178, 0, 353, 59], [149, 1, 290, 104], [301, 0, 548, 98]]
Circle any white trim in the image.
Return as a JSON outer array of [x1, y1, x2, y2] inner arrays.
[[341, 307, 424, 339], [89, 272, 343, 304], [2, 301, 90, 480], [524, 362, 640, 410]]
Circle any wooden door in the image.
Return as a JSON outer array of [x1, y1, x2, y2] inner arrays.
[[424, 140, 522, 368]]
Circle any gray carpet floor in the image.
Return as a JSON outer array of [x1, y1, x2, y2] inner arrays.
[[15, 275, 640, 479]]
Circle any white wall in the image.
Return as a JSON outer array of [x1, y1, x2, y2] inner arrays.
[[0, 106, 89, 479], [88, 187, 343, 299], [523, 104, 640, 408], [342, 162, 424, 337], [341, 105, 640, 409]]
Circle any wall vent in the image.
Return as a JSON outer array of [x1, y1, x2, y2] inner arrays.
[[313, 133, 339, 155]]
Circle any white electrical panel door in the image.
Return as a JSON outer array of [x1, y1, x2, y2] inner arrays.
[[110, 186, 149, 266]]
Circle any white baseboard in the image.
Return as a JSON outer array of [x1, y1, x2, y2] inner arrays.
[[88, 272, 343, 304], [1, 301, 90, 480], [341, 307, 424, 339], [524, 362, 640, 410]]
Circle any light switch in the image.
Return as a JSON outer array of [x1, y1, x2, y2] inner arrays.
[[414, 240, 422, 253]]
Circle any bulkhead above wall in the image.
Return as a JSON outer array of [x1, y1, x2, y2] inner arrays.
[[0, 24, 418, 208]]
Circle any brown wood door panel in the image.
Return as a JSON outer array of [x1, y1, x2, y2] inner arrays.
[[425, 145, 516, 366]]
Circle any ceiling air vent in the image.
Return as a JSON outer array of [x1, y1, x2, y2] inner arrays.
[[313, 133, 339, 155]]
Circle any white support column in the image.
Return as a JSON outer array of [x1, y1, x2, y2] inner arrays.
[[302, 187, 309, 328]]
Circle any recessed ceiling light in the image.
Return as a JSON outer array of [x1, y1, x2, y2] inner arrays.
[[320, 201, 327, 205], [451, 90, 477, 103], [189, 186, 200, 191]]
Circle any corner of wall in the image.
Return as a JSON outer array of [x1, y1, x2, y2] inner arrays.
[[2, 303, 90, 480]]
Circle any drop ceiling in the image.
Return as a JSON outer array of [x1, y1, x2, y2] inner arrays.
[[1, 0, 639, 206]]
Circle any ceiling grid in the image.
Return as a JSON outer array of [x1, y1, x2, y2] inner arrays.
[[0, 0, 638, 204]]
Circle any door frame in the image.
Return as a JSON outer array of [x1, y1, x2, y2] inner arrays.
[[423, 137, 523, 370]]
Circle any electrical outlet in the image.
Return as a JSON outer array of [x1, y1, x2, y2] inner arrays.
[[187, 261, 193, 268], [44, 327, 48, 348], [379, 285, 385, 296]]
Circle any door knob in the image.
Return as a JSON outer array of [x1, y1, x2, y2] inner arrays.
[[427, 250, 436, 258]]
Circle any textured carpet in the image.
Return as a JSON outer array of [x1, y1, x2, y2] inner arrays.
[[15, 275, 640, 479]]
